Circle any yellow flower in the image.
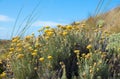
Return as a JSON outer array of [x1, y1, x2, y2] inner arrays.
[[47, 55, 53, 60], [82, 72, 86, 78], [47, 31, 54, 36], [45, 36, 49, 40], [66, 25, 72, 30], [31, 50, 38, 56], [59, 62, 64, 65], [94, 29, 98, 32], [86, 44, 92, 49], [62, 31, 68, 36], [97, 68, 99, 71], [0, 72, 6, 78], [89, 69, 93, 74], [33, 50, 38, 53], [17, 54, 24, 59], [98, 60, 102, 65], [81, 23, 86, 28], [0, 60, 2, 64], [45, 26, 50, 29], [16, 43, 22, 47], [85, 53, 91, 59], [31, 53, 37, 56], [34, 67, 37, 70], [28, 47, 33, 52], [17, 48, 22, 52], [9, 48, 14, 51], [25, 36, 31, 41], [93, 62, 97, 67], [74, 50, 80, 54], [82, 53, 85, 58], [39, 57, 44, 62], [44, 29, 50, 33], [57, 25, 62, 28]]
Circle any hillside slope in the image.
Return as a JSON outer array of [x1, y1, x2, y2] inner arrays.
[[85, 6, 120, 33]]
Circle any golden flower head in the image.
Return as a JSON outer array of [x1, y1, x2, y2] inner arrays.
[[16, 43, 22, 47], [81, 23, 86, 28], [82, 72, 86, 78], [17, 54, 24, 59], [45, 26, 50, 29], [0, 72, 6, 78], [66, 25, 72, 30], [86, 44, 92, 49], [89, 69, 93, 74], [34, 67, 37, 70], [85, 53, 91, 59], [62, 31, 68, 36], [31, 52, 37, 56], [39, 57, 44, 62], [47, 55, 53, 60], [74, 50, 80, 54], [17, 48, 22, 52], [9, 48, 14, 52], [0, 60, 2, 64]]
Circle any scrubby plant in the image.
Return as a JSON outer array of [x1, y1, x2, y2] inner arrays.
[[5, 21, 120, 79]]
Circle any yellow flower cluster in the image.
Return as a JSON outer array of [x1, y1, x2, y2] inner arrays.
[[17, 54, 24, 59], [74, 50, 80, 54], [86, 44, 92, 49], [0, 72, 6, 78]]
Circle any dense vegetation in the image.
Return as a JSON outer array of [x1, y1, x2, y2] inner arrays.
[[0, 7, 120, 79]]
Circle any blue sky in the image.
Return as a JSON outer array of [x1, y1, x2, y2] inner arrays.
[[0, 0, 120, 39]]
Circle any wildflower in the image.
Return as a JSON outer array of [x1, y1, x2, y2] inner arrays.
[[39, 57, 44, 62], [97, 68, 99, 71], [82, 53, 85, 57], [9, 48, 14, 51], [81, 23, 86, 28], [86, 44, 92, 49], [34, 67, 37, 70], [93, 62, 97, 67], [0, 60, 2, 64], [12, 38, 18, 43], [57, 25, 62, 28], [17, 48, 22, 52], [59, 62, 64, 65], [82, 72, 86, 78], [35, 43, 39, 48], [85, 53, 91, 59], [33, 49, 38, 53], [47, 55, 53, 60], [98, 60, 102, 65], [62, 31, 68, 36], [94, 29, 98, 32], [17, 54, 24, 59], [0, 72, 6, 78], [66, 25, 72, 30], [31, 50, 38, 56], [16, 43, 22, 47], [25, 36, 31, 41], [74, 50, 80, 54], [89, 69, 93, 74], [28, 47, 33, 52], [31, 53, 37, 56], [47, 31, 54, 36], [45, 36, 49, 40], [76, 62, 79, 65], [45, 26, 50, 29]]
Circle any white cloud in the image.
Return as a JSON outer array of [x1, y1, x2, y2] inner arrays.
[[0, 15, 14, 22], [33, 20, 66, 26]]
